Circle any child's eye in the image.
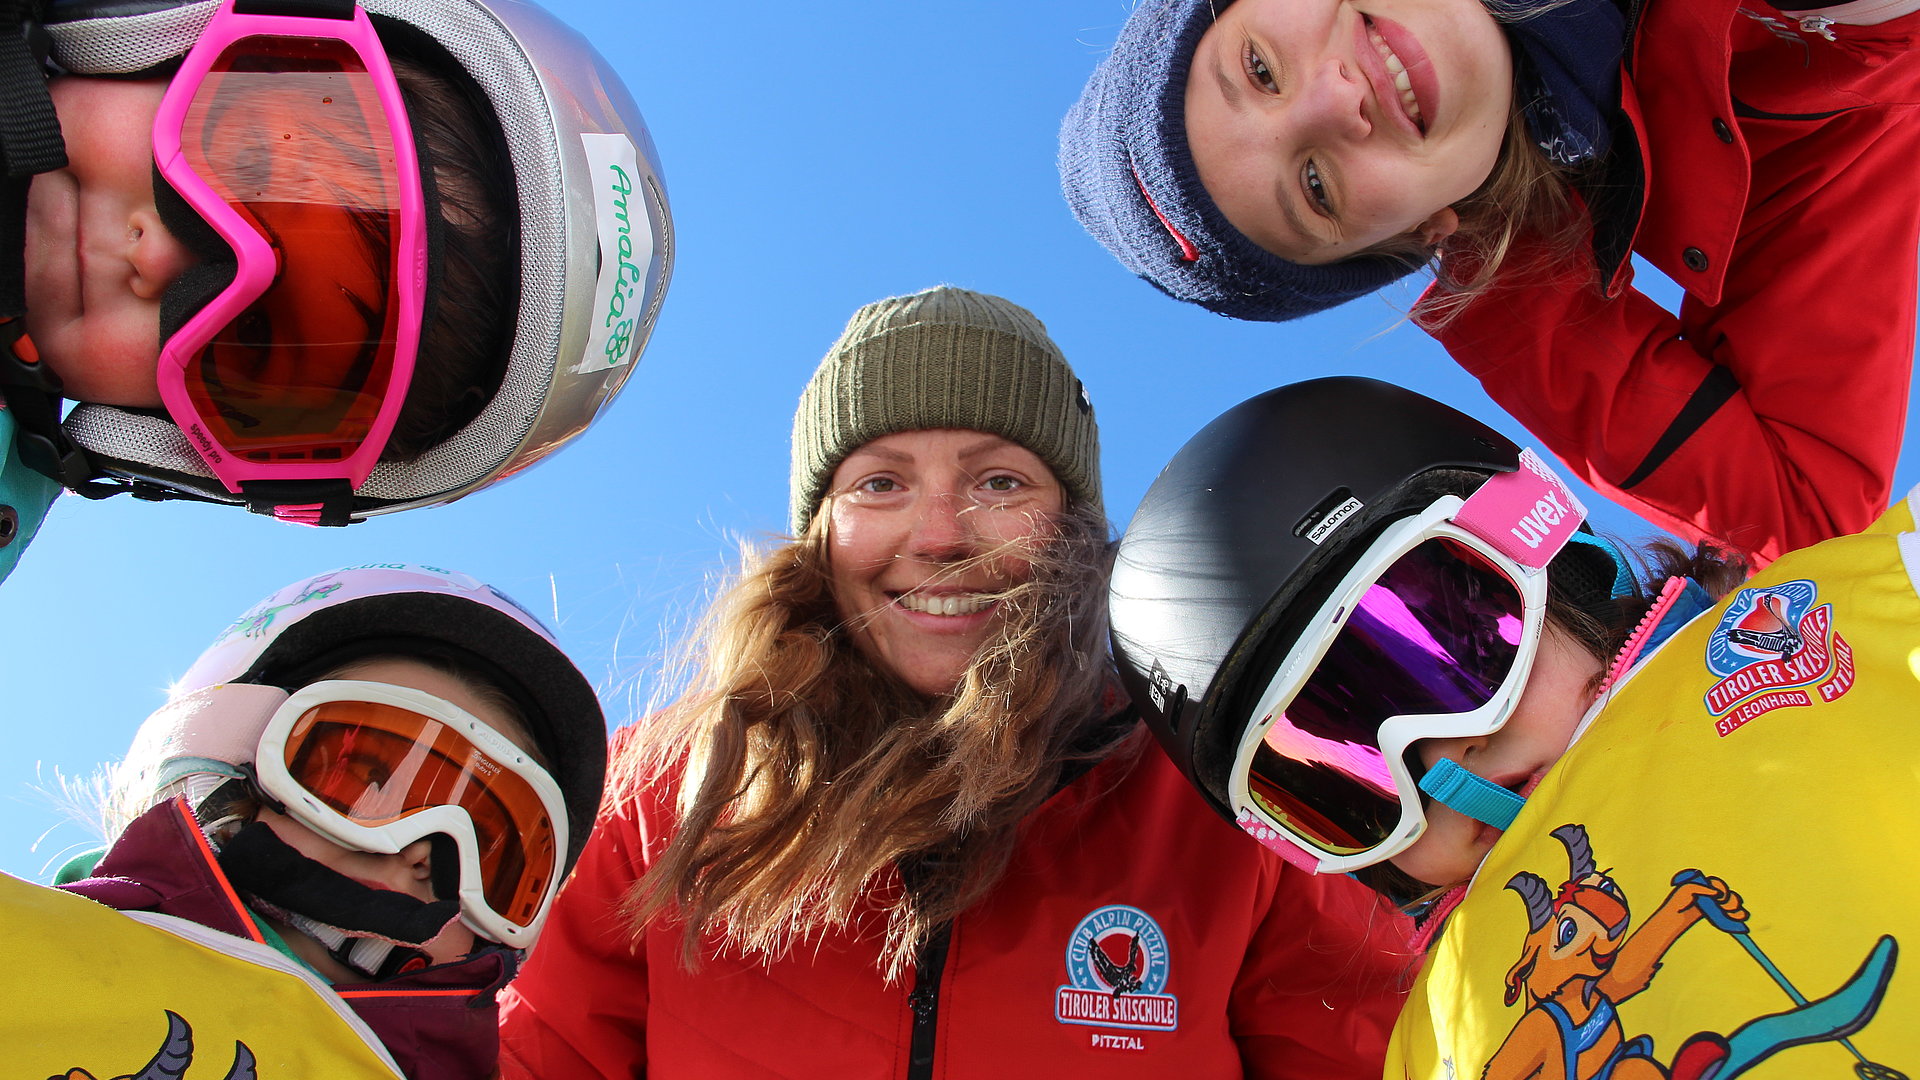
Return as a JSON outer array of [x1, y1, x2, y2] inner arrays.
[[1243, 43, 1278, 94], [1303, 159, 1333, 215]]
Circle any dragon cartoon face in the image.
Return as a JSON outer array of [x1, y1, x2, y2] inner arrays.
[[1502, 824, 1631, 1007]]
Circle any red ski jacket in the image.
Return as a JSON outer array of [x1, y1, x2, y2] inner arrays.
[[1433, 0, 1920, 565], [498, 734, 1414, 1079]]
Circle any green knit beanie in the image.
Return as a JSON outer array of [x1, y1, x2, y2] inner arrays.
[[791, 286, 1101, 533]]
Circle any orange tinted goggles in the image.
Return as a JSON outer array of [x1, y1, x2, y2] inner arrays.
[[280, 699, 560, 930]]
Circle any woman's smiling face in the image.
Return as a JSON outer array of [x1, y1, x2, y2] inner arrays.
[[1183, 0, 1514, 263], [825, 429, 1064, 698]]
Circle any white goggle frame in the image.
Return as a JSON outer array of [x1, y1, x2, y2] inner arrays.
[[252, 680, 569, 948], [1228, 497, 1552, 874]]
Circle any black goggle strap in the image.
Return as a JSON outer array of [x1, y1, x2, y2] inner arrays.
[[0, 0, 63, 299], [0, 3, 58, 320], [0, 0, 104, 494], [1561, 531, 1637, 602], [217, 819, 461, 946]]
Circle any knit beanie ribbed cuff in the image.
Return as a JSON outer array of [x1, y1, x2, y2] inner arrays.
[[790, 287, 1101, 533]]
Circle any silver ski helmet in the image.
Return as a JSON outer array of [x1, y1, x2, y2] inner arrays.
[[39, 0, 672, 523]]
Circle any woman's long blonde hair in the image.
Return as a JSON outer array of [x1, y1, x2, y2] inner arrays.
[[616, 502, 1121, 978]]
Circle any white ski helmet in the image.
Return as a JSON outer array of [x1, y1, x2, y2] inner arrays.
[[117, 564, 607, 879]]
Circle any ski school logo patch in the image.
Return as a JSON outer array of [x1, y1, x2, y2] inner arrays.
[[1703, 580, 1854, 736], [1055, 904, 1179, 1032]]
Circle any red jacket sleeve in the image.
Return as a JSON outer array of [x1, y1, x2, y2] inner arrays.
[[1434, 28, 1920, 566], [1230, 865, 1417, 1080], [498, 792, 656, 1079]]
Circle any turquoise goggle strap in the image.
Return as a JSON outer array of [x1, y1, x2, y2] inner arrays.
[[1418, 758, 1525, 830]]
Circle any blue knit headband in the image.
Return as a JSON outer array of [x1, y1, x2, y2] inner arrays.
[[1058, 0, 1624, 323]]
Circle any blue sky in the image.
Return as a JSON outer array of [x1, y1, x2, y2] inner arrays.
[[4, 0, 1918, 880]]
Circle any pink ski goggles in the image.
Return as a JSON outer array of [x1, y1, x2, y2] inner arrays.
[[152, 0, 426, 496]]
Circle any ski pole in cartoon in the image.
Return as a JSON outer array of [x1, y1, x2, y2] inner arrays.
[[1667, 870, 1903, 1080], [1484, 824, 1901, 1080]]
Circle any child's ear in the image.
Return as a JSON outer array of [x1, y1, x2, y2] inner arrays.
[[1418, 207, 1461, 248]]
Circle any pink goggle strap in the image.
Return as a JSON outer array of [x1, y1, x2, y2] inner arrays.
[[1235, 809, 1323, 872], [1451, 449, 1587, 570]]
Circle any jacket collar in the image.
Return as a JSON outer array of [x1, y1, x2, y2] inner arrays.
[[60, 798, 511, 1080]]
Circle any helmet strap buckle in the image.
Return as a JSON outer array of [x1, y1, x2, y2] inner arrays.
[[240, 478, 356, 527]]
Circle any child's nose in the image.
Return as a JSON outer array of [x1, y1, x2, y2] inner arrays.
[[1417, 734, 1486, 773], [1297, 57, 1372, 143], [401, 836, 436, 873], [125, 208, 199, 301]]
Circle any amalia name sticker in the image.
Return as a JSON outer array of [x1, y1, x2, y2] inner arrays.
[[1703, 579, 1854, 736], [579, 132, 656, 374], [1055, 904, 1179, 1035]]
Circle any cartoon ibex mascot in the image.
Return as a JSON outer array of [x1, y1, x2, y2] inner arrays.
[[1483, 824, 1744, 1080]]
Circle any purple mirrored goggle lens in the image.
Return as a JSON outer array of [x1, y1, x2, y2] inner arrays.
[[1246, 538, 1527, 853]]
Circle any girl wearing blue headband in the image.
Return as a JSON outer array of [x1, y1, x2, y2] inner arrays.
[[1061, 0, 1920, 567]]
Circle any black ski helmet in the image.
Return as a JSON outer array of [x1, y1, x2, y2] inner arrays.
[[1111, 377, 1547, 822]]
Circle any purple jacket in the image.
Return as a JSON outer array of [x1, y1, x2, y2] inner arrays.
[[60, 798, 509, 1080]]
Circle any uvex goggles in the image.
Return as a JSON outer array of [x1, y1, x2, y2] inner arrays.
[[1229, 451, 1588, 873], [152, 0, 426, 503], [253, 680, 565, 948]]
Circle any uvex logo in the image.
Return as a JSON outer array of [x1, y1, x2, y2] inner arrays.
[[1510, 490, 1572, 549]]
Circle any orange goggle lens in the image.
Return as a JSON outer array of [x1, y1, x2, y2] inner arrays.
[[175, 36, 410, 465], [281, 700, 559, 928]]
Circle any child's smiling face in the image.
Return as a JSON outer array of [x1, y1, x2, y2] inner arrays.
[[1183, 0, 1514, 263], [256, 656, 543, 983], [23, 76, 199, 407], [1390, 625, 1603, 889]]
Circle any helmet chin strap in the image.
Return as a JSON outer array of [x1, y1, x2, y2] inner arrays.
[[1418, 758, 1526, 830], [217, 820, 464, 979], [0, 0, 100, 494]]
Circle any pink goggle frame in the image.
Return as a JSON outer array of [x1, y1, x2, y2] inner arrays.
[[151, 0, 426, 508]]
